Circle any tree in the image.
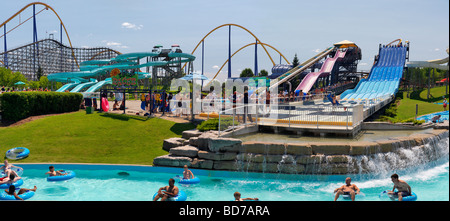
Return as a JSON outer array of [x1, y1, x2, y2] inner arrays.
[[292, 54, 299, 67], [240, 68, 254, 78], [259, 69, 268, 77]]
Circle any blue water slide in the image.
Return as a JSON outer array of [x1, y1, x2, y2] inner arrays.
[[340, 45, 407, 101], [70, 80, 98, 92]]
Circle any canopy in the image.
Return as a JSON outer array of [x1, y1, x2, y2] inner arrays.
[[334, 40, 358, 48], [14, 81, 26, 85]]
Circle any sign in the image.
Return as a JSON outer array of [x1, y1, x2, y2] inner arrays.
[[111, 68, 138, 87]]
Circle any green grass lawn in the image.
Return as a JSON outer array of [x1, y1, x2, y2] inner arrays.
[[395, 86, 448, 120], [0, 111, 195, 165]]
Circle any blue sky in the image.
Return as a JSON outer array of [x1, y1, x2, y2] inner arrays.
[[1, 0, 449, 81]]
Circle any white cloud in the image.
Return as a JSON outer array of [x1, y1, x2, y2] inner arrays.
[[434, 48, 440, 51], [212, 65, 219, 69], [312, 49, 321, 53], [359, 62, 368, 66], [121, 22, 143, 30], [102, 40, 128, 49]]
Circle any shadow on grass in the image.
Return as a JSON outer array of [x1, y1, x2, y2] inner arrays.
[[169, 123, 196, 135], [410, 90, 449, 103], [99, 113, 150, 122]]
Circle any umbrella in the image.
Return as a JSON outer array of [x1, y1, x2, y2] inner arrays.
[[14, 81, 26, 85], [180, 73, 209, 81]]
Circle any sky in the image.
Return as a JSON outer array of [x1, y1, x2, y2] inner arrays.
[[1, 0, 449, 82]]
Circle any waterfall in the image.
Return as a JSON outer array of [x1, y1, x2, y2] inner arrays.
[[351, 134, 449, 178]]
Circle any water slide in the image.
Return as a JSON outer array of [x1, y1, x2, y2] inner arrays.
[[340, 45, 408, 101], [252, 47, 335, 95], [48, 51, 195, 92], [294, 50, 346, 93], [406, 47, 449, 70]]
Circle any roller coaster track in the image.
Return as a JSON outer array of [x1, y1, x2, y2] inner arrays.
[[186, 23, 290, 84], [0, 38, 120, 80], [207, 42, 290, 85], [1, 2, 80, 68]]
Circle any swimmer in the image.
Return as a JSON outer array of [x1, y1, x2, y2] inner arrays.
[[4, 185, 37, 201], [44, 166, 68, 177], [154, 178, 179, 201], [334, 177, 360, 201], [183, 165, 194, 180], [0, 160, 22, 179], [387, 174, 412, 201], [233, 192, 259, 201]]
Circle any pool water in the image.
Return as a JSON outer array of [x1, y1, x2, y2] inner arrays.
[[417, 111, 449, 123], [13, 158, 449, 201]]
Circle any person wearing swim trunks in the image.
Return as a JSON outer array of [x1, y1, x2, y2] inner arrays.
[[0, 173, 22, 185], [334, 177, 360, 201], [44, 166, 68, 177], [233, 192, 259, 201], [153, 178, 179, 201], [182, 165, 194, 180], [4, 185, 37, 201], [387, 173, 412, 201]]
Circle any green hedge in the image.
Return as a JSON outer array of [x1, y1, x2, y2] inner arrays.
[[197, 117, 238, 132], [0, 92, 83, 122]]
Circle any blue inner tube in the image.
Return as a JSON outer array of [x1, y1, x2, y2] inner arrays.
[[47, 170, 76, 182], [401, 192, 418, 201], [341, 192, 366, 200], [1, 168, 23, 177], [178, 177, 200, 185], [0, 188, 35, 200], [152, 190, 187, 201], [5, 147, 30, 160], [379, 191, 417, 201], [0, 179, 24, 189]]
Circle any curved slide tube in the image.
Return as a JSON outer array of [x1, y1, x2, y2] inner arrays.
[[295, 50, 346, 93], [48, 51, 195, 93]]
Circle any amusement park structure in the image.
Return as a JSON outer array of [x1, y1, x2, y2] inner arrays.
[[0, 2, 364, 96]]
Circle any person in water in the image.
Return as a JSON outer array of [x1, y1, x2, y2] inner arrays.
[[0, 159, 23, 179], [44, 166, 68, 177], [334, 177, 360, 201], [182, 165, 194, 179], [233, 192, 259, 201], [4, 185, 37, 201], [0, 173, 22, 185], [154, 178, 179, 201], [387, 173, 412, 201]]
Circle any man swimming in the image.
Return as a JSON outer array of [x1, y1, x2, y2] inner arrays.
[[44, 166, 68, 177], [153, 178, 179, 201], [334, 177, 360, 201], [387, 173, 412, 201]]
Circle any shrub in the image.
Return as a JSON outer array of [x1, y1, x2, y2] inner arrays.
[[0, 91, 83, 122], [197, 117, 238, 132]]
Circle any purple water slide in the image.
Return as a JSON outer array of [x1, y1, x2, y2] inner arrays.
[[294, 50, 346, 93]]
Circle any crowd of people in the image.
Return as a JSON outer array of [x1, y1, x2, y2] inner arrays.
[[1, 86, 50, 93]]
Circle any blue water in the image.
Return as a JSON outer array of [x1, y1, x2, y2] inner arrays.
[[11, 158, 449, 201], [417, 111, 449, 123]]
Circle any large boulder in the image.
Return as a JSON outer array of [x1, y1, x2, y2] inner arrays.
[[162, 137, 186, 152]]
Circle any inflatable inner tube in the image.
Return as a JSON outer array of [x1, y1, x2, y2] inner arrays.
[[47, 170, 76, 182], [1, 168, 23, 177], [152, 190, 187, 201], [0, 179, 24, 189], [379, 191, 417, 201], [178, 177, 200, 185], [5, 147, 30, 160], [341, 192, 365, 200], [0, 188, 35, 200], [101, 97, 109, 112]]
